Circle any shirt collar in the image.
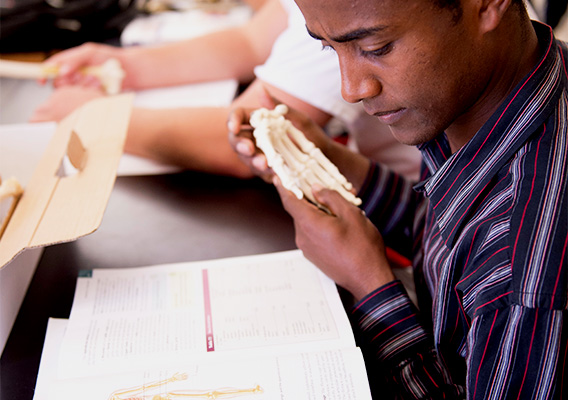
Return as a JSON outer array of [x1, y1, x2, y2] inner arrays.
[[416, 22, 566, 247]]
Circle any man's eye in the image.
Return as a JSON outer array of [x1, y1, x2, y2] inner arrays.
[[321, 43, 335, 52], [363, 42, 393, 57]]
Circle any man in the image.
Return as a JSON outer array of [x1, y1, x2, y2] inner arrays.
[[229, 0, 567, 398]]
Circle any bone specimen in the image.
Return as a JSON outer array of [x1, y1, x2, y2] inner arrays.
[[0, 177, 23, 239], [0, 58, 125, 95], [250, 105, 361, 209], [107, 371, 263, 399]]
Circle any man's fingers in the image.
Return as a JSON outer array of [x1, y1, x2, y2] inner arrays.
[[273, 175, 291, 200], [228, 108, 256, 156], [235, 139, 254, 156], [273, 176, 301, 212], [274, 176, 323, 218], [227, 107, 254, 134], [252, 154, 268, 170], [312, 185, 359, 217]]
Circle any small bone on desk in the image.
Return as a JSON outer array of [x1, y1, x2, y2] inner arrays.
[[0, 58, 125, 95]]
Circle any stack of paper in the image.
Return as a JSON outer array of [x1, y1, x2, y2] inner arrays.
[[35, 250, 373, 399]]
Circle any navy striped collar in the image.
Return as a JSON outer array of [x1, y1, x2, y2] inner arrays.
[[416, 22, 566, 247]]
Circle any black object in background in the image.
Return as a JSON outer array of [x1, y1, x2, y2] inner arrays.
[[0, 0, 139, 53], [546, 0, 568, 29]]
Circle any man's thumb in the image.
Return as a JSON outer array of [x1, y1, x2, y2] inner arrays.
[[312, 184, 347, 213]]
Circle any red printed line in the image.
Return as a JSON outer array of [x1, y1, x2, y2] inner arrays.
[[202, 269, 215, 352]]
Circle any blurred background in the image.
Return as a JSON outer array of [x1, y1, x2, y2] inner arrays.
[[0, 0, 566, 59], [0, 0, 263, 58]]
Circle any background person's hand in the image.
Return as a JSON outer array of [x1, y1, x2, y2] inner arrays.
[[41, 42, 128, 90], [29, 86, 105, 122]]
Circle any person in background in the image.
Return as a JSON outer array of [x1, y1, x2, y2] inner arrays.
[[31, 0, 420, 181], [228, 0, 567, 398]]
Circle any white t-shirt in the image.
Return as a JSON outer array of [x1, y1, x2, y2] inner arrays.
[[254, 0, 422, 180]]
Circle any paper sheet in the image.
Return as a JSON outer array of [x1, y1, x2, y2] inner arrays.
[[34, 318, 69, 400], [54, 348, 371, 400], [57, 251, 356, 379], [36, 317, 370, 400]]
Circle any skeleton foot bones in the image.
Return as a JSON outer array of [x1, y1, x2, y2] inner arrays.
[[250, 105, 361, 209]]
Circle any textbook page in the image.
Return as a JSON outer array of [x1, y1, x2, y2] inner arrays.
[[36, 318, 372, 400], [34, 318, 68, 400], [58, 250, 357, 379], [50, 347, 372, 400], [52, 348, 371, 400]]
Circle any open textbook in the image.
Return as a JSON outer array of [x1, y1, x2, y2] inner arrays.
[[34, 250, 373, 400]]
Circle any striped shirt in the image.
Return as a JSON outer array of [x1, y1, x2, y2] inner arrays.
[[352, 23, 568, 399]]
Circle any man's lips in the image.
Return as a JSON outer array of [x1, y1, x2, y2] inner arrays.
[[372, 108, 406, 124]]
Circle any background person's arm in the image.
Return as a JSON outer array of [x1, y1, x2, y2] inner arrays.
[[123, 79, 334, 178], [30, 79, 335, 179], [43, 0, 286, 91]]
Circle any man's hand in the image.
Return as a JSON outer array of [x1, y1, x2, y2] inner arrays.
[[227, 105, 274, 183], [227, 89, 334, 183], [274, 176, 396, 301]]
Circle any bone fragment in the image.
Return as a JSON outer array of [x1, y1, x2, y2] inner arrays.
[[0, 177, 23, 202], [0, 177, 23, 239], [83, 58, 125, 95], [0, 58, 125, 95], [250, 105, 362, 208]]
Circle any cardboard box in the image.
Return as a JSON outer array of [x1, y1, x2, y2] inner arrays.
[[0, 94, 133, 354]]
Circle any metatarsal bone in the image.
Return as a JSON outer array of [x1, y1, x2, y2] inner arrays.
[[280, 113, 353, 191], [250, 105, 361, 208], [284, 118, 316, 153], [276, 134, 307, 174], [254, 125, 303, 199], [310, 147, 352, 189]]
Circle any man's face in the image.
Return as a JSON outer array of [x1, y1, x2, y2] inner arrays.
[[295, 0, 489, 146]]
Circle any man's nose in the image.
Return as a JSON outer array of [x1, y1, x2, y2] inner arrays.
[[339, 58, 382, 104]]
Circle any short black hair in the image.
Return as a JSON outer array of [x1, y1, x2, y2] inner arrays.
[[434, 0, 524, 6], [433, 0, 525, 23], [432, 0, 463, 22]]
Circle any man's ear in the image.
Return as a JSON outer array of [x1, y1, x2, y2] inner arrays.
[[478, 0, 513, 33]]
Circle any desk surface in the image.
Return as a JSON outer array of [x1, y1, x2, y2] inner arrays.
[[0, 171, 296, 400]]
